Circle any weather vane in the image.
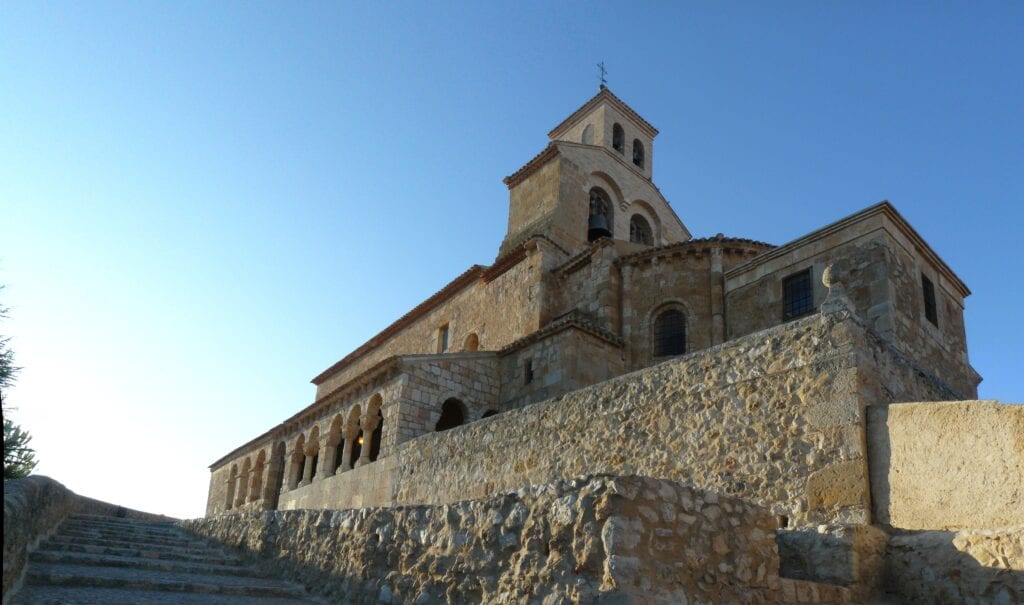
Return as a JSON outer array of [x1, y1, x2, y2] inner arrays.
[[597, 62, 607, 89]]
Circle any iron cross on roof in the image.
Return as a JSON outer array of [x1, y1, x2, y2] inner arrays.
[[597, 62, 607, 89]]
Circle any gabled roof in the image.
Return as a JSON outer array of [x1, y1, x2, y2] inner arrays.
[[725, 201, 971, 298], [310, 244, 531, 386], [548, 87, 659, 141]]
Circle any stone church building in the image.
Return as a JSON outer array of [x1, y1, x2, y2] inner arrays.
[[205, 88, 979, 518]]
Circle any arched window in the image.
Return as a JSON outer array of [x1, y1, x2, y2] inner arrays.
[[653, 309, 686, 357], [581, 124, 593, 145], [612, 123, 624, 153], [629, 215, 653, 246], [588, 187, 613, 242], [435, 398, 465, 432], [632, 139, 645, 168], [464, 332, 479, 352], [349, 429, 363, 468]]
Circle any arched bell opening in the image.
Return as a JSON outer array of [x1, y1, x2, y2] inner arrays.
[[588, 187, 613, 242]]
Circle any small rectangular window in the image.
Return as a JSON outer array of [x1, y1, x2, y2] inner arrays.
[[438, 324, 449, 353], [922, 274, 938, 326], [783, 269, 815, 320], [524, 359, 534, 384]]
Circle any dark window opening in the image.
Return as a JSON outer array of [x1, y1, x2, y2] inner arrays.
[[922, 274, 938, 326], [654, 309, 686, 357], [783, 269, 815, 320], [481, 409, 499, 419], [349, 431, 362, 468], [309, 454, 318, 480], [612, 123, 624, 153], [632, 139, 645, 168], [435, 398, 465, 432], [629, 215, 653, 246], [369, 410, 383, 462], [524, 359, 534, 384]]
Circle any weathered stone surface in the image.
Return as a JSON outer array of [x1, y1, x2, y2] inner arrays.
[[867, 400, 1024, 530], [777, 524, 888, 599], [186, 475, 789, 604], [885, 527, 1024, 604]]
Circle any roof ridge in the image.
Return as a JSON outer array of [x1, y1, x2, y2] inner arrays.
[[547, 88, 658, 140]]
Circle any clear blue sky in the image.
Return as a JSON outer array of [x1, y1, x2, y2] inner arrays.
[[2, 3, 1021, 518]]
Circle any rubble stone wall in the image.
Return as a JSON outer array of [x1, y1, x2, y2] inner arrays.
[[387, 311, 892, 527], [185, 475, 788, 605]]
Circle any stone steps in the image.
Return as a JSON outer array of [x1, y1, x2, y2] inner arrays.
[[13, 586, 320, 605], [13, 514, 320, 604], [29, 549, 265, 578]]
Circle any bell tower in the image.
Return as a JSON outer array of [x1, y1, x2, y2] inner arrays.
[[498, 89, 689, 258]]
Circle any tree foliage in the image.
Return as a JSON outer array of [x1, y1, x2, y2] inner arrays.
[[4, 418, 37, 479], [2, 285, 36, 479]]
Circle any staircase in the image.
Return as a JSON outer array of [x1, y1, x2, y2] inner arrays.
[[12, 514, 320, 605]]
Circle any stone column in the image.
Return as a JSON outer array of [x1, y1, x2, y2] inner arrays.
[[355, 414, 381, 468], [248, 464, 264, 502], [234, 471, 248, 507], [262, 457, 282, 501], [318, 434, 337, 480], [299, 445, 316, 487], [225, 476, 236, 510], [283, 447, 302, 491], [710, 245, 725, 345], [339, 432, 355, 472]]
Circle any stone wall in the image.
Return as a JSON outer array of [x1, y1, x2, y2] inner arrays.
[[314, 244, 548, 400], [394, 354, 501, 445], [3, 475, 172, 604], [619, 239, 768, 369], [725, 202, 978, 398], [866, 400, 1024, 530], [185, 475, 801, 604], [385, 310, 884, 527], [499, 324, 624, 411], [885, 527, 1024, 604]]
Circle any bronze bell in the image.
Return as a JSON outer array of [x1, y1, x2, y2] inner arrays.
[[588, 214, 612, 242]]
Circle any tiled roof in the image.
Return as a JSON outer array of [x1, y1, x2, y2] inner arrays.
[[616, 235, 775, 265], [499, 309, 623, 353], [548, 87, 658, 140], [502, 143, 559, 189], [310, 245, 531, 386]]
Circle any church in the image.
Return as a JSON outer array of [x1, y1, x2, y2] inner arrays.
[[205, 87, 979, 517]]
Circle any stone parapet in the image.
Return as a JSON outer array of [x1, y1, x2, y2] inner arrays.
[[184, 474, 809, 604]]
